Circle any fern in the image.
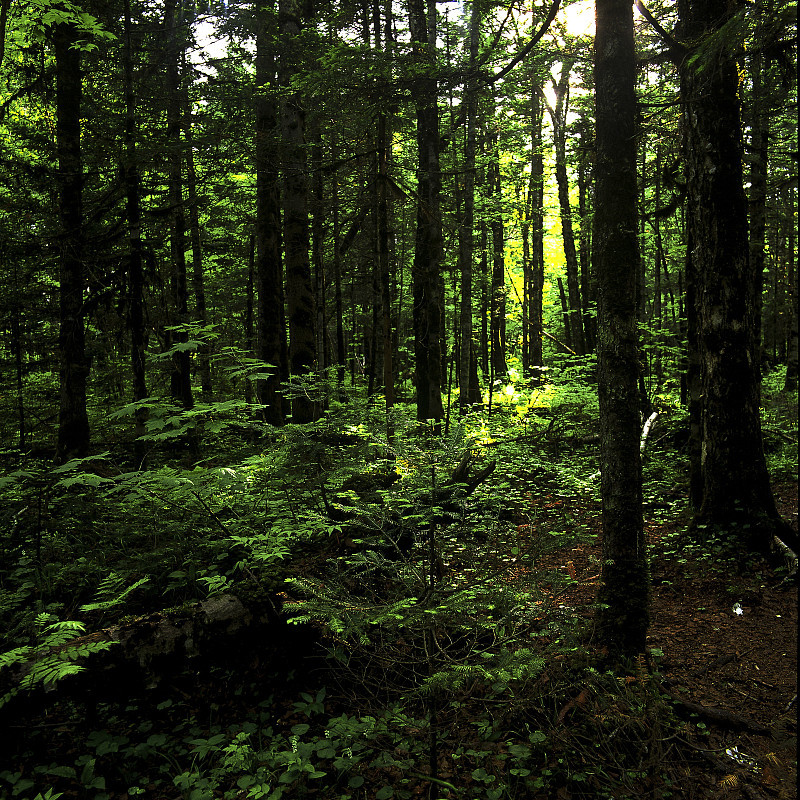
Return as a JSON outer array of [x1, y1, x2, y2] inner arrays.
[[0, 614, 116, 709], [79, 573, 150, 614]]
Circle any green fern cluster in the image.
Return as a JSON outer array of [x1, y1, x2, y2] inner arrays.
[[0, 613, 116, 709]]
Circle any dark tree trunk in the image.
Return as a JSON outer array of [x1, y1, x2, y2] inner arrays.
[[479, 219, 489, 381], [548, 63, 585, 355], [377, 112, 395, 419], [746, 16, 769, 375], [122, 0, 147, 447], [280, 0, 318, 424], [165, 0, 193, 411], [458, 0, 480, 410], [331, 140, 346, 385], [245, 233, 255, 404], [578, 120, 594, 352], [785, 275, 799, 391], [593, 0, 648, 658], [488, 118, 507, 377], [311, 125, 327, 373], [528, 83, 545, 380], [185, 110, 212, 398], [255, 0, 286, 426], [9, 256, 26, 450], [55, 22, 90, 463], [408, 0, 443, 425], [679, 0, 785, 552]]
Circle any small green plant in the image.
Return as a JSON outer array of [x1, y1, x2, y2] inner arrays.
[[0, 613, 116, 708]]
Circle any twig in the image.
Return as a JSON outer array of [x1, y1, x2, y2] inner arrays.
[[191, 491, 231, 536], [408, 770, 462, 794]]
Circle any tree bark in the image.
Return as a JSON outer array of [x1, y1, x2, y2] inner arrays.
[[488, 116, 507, 378], [122, 0, 148, 449], [547, 63, 585, 355], [593, 0, 649, 657], [679, 0, 785, 552], [528, 84, 545, 380], [408, 0, 443, 425], [165, 0, 193, 411], [458, 0, 480, 410], [280, 0, 318, 424], [55, 22, 90, 463], [185, 104, 213, 398], [255, 0, 286, 426]]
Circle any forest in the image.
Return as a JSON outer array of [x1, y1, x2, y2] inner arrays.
[[0, 0, 797, 797]]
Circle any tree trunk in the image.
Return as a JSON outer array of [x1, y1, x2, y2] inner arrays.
[[548, 63, 585, 356], [746, 9, 769, 376], [593, 0, 649, 658], [578, 119, 594, 352], [255, 0, 286, 426], [122, 0, 147, 448], [184, 104, 212, 398], [408, 0, 443, 425], [488, 118, 507, 378], [680, 0, 785, 552], [458, 0, 480, 410], [331, 139, 346, 386], [165, 0, 193, 411], [245, 233, 255, 404], [479, 221, 489, 381], [377, 112, 395, 420], [528, 83, 545, 380], [55, 22, 90, 463], [311, 125, 327, 374], [280, 0, 318, 424]]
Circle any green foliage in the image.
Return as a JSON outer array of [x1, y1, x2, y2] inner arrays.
[[0, 613, 116, 709]]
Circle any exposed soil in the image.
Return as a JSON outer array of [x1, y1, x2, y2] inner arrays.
[[502, 479, 798, 799]]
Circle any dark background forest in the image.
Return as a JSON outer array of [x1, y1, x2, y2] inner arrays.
[[0, 0, 797, 797]]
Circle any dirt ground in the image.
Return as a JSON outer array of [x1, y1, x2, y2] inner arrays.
[[508, 479, 798, 799]]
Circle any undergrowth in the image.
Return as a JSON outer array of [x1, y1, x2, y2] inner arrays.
[[0, 365, 796, 799]]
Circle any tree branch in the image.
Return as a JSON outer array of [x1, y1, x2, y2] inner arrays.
[[486, 0, 562, 85], [634, 0, 686, 60]]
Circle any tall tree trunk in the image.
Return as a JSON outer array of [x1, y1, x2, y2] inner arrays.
[[488, 118, 507, 377], [245, 233, 255, 404], [679, 0, 788, 552], [377, 111, 395, 419], [408, 0, 443, 425], [578, 119, 594, 352], [165, 0, 193, 411], [458, 0, 480, 410], [55, 22, 90, 463], [479, 220, 489, 381], [255, 0, 286, 426], [528, 82, 545, 380], [9, 255, 26, 449], [122, 0, 147, 448], [746, 5, 769, 376], [184, 104, 212, 398], [548, 63, 585, 355], [594, 0, 648, 658], [280, 0, 318, 424], [311, 125, 327, 373], [331, 137, 346, 385]]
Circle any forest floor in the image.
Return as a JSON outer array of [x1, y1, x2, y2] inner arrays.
[[501, 478, 799, 800], [2, 478, 796, 800]]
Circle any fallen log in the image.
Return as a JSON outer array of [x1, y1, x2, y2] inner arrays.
[[662, 684, 773, 736], [0, 589, 310, 714]]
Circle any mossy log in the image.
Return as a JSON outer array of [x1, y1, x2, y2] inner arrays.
[[1, 591, 311, 713]]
